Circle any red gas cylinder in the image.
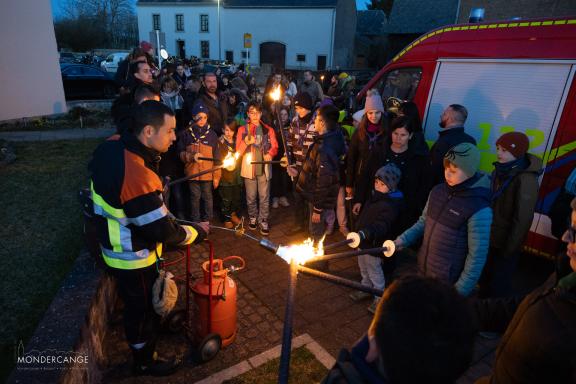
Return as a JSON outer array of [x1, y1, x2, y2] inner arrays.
[[191, 256, 244, 347]]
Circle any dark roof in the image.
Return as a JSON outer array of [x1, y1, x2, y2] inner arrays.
[[357, 10, 386, 36], [387, 0, 459, 34], [138, 0, 337, 7]]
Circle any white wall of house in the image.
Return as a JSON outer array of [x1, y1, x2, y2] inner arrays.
[[220, 8, 334, 69], [137, 4, 219, 60], [137, 4, 335, 69]]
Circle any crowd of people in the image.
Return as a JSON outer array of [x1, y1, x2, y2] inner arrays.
[[89, 41, 576, 380]]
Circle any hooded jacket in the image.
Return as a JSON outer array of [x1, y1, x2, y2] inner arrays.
[[356, 190, 404, 250], [177, 123, 221, 182], [490, 153, 543, 256], [296, 128, 346, 212], [397, 173, 493, 296]]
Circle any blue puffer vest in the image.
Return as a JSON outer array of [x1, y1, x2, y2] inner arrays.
[[418, 173, 491, 284]]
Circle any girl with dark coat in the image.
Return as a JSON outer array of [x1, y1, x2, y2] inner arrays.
[[346, 90, 388, 210]]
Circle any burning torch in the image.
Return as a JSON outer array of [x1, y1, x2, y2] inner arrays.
[[269, 85, 294, 179], [164, 151, 240, 191]]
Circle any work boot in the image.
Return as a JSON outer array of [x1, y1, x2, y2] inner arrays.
[[131, 343, 182, 377], [231, 212, 242, 225]]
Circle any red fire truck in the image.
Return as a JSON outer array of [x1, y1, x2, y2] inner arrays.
[[359, 17, 576, 258]]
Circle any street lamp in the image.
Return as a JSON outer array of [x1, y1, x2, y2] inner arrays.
[[217, 0, 221, 61]]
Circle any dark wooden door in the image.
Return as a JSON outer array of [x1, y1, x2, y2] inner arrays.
[[260, 42, 285, 70]]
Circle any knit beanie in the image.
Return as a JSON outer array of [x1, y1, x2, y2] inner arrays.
[[192, 102, 207, 117], [294, 92, 313, 111], [364, 94, 385, 113], [496, 132, 529, 159], [443, 142, 481, 178], [375, 163, 402, 192]]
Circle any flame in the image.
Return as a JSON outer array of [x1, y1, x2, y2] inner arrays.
[[276, 237, 325, 265], [222, 151, 240, 171], [270, 85, 281, 102]]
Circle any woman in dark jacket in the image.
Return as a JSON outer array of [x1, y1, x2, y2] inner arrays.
[[345, 91, 388, 206], [355, 116, 432, 237]]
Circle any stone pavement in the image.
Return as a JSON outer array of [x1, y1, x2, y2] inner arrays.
[[0, 127, 115, 142], [98, 201, 545, 383]]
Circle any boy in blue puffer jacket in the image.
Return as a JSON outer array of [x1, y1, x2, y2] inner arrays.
[[394, 143, 492, 296], [349, 163, 404, 313]]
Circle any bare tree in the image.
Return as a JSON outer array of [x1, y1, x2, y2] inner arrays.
[[55, 0, 137, 51]]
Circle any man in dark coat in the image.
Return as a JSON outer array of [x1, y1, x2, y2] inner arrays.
[[194, 72, 228, 136], [430, 104, 476, 186], [289, 104, 345, 243], [473, 197, 576, 383]]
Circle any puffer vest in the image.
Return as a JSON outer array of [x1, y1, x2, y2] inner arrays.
[[418, 174, 491, 284]]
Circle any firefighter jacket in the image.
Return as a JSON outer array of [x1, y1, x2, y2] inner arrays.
[[88, 134, 204, 270]]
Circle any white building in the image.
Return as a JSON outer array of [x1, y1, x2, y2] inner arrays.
[[136, 0, 356, 70]]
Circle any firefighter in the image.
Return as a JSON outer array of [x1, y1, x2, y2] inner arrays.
[[89, 100, 208, 376]]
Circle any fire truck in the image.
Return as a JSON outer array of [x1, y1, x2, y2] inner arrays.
[[358, 17, 576, 258]]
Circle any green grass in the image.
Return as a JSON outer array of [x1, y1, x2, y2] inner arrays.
[[223, 347, 328, 384], [0, 109, 113, 132], [0, 138, 103, 382]]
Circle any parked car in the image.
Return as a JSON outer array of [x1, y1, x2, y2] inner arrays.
[[59, 52, 80, 64], [60, 63, 118, 99], [100, 52, 128, 73]]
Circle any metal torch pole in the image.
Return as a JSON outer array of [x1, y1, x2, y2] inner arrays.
[[278, 258, 298, 383]]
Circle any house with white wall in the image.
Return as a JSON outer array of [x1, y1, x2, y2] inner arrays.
[[136, 0, 356, 70]]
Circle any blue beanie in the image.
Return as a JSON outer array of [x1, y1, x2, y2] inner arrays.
[[192, 102, 207, 117]]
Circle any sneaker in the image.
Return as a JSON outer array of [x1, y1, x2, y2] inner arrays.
[[279, 196, 291, 207], [272, 198, 279, 209], [248, 217, 257, 230], [224, 220, 234, 229], [349, 290, 372, 302], [259, 221, 270, 236], [367, 299, 379, 314]]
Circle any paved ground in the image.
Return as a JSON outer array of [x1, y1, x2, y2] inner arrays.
[[99, 202, 554, 383]]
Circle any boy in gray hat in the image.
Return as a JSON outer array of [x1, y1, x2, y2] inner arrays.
[[349, 163, 404, 313], [394, 142, 493, 296]]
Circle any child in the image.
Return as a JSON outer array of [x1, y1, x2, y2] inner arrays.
[[236, 101, 278, 236], [479, 132, 542, 297], [349, 163, 404, 314], [394, 142, 492, 297], [217, 119, 243, 228], [177, 102, 221, 222]]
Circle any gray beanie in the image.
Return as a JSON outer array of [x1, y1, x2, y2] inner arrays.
[[375, 163, 402, 191]]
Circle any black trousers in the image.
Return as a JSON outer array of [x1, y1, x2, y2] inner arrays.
[[108, 264, 160, 345]]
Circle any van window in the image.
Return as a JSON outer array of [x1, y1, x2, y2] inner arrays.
[[379, 68, 422, 102]]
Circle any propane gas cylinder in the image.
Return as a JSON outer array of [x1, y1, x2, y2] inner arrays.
[[191, 257, 244, 347]]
